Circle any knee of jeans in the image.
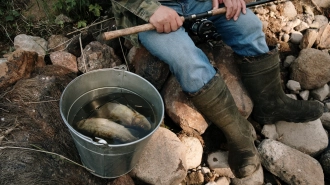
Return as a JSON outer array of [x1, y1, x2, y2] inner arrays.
[[237, 11, 263, 34]]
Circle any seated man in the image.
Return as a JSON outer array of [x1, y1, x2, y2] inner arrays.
[[110, 0, 323, 178]]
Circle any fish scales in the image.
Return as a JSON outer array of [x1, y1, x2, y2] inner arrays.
[[75, 118, 138, 143], [92, 102, 151, 131]]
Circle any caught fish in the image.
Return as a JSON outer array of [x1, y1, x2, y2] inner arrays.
[[74, 118, 138, 143], [91, 102, 151, 131]]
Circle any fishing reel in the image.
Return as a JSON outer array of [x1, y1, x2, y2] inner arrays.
[[188, 18, 222, 41]]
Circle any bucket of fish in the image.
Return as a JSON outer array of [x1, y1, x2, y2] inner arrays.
[[59, 68, 164, 178]]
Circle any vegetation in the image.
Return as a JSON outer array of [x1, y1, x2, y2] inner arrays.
[[0, 0, 112, 55]]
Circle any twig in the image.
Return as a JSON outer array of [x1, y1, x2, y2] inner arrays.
[[118, 29, 130, 71], [0, 146, 95, 173], [0, 118, 17, 144], [79, 33, 88, 73], [67, 17, 114, 36], [0, 107, 9, 112], [0, 25, 14, 45], [0, 86, 15, 99], [47, 37, 75, 52], [24, 100, 59, 104]]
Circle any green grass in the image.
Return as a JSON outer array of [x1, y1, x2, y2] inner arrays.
[[0, 0, 112, 56]]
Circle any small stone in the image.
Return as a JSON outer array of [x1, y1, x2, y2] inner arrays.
[[286, 80, 301, 91], [286, 94, 297, 100], [290, 31, 303, 44], [299, 90, 310, 100], [310, 84, 330, 101], [283, 55, 296, 68]]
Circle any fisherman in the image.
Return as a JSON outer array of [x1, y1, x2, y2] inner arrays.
[[110, 0, 324, 178]]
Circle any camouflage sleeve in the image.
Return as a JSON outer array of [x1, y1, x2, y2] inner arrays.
[[111, 0, 161, 22]]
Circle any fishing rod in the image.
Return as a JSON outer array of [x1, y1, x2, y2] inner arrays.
[[101, 0, 287, 41]]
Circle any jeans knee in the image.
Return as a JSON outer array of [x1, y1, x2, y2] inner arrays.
[[237, 10, 263, 36]]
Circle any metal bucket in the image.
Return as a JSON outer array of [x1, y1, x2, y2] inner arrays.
[[59, 68, 164, 178]]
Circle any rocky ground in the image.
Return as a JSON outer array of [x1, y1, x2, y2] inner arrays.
[[1, 0, 330, 185]]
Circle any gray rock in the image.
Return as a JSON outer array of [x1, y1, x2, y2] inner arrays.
[[294, 21, 309, 32], [0, 50, 39, 91], [180, 136, 203, 169], [326, 102, 330, 110], [281, 1, 297, 20], [275, 119, 328, 156], [314, 15, 329, 27], [162, 75, 209, 134], [299, 90, 310, 100], [50, 51, 78, 73], [309, 21, 320, 29], [303, 5, 314, 17], [47, 35, 69, 52], [296, 13, 314, 25], [300, 29, 318, 49], [286, 93, 297, 99], [261, 124, 278, 140], [315, 24, 330, 49], [290, 31, 303, 44], [290, 48, 330, 90], [310, 84, 330, 101], [254, 7, 269, 15], [283, 55, 296, 68], [77, 41, 122, 73], [14, 34, 48, 56], [287, 19, 302, 29], [215, 177, 230, 185], [320, 112, 330, 130], [129, 127, 187, 185], [258, 139, 324, 185], [281, 26, 292, 34], [281, 33, 290, 42], [312, 0, 330, 8], [128, 46, 170, 90], [286, 80, 301, 92], [207, 151, 234, 178]]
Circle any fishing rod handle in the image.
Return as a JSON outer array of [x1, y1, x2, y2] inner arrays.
[[101, 7, 227, 41], [101, 0, 287, 40]]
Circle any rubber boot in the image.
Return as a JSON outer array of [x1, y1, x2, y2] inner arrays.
[[238, 48, 324, 124], [189, 73, 259, 178]]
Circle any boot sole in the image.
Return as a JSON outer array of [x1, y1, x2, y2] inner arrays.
[[253, 112, 323, 125]]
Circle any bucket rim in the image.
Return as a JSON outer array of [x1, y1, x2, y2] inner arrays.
[[59, 68, 164, 147]]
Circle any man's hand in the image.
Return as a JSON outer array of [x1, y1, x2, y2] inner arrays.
[[149, 5, 183, 33], [212, 0, 246, 21]]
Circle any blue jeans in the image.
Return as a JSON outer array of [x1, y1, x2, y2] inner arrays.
[[138, 0, 269, 93]]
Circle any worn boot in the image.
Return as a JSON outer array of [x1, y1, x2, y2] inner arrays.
[[238, 48, 324, 124], [189, 73, 259, 178]]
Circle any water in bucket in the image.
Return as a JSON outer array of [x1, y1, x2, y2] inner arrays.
[[71, 91, 156, 145], [60, 69, 164, 178]]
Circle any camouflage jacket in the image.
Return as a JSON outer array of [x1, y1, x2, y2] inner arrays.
[[111, 0, 161, 46]]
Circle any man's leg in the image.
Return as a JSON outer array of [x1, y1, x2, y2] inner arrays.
[[237, 48, 324, 124], [138, 1, 260, 178], [210, 8, 269, 56], [139, 28, 216, 93], [209, 7, 323, 124]]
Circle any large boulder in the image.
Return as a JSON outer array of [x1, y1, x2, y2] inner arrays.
[[290, 48, 330, 90]]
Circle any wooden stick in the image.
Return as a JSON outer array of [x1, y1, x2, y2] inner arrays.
[[101, 7, 227, 41]]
